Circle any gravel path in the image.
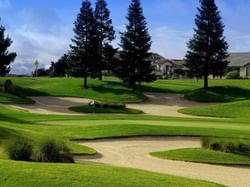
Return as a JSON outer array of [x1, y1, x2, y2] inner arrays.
[[75, 137, 250, 187]]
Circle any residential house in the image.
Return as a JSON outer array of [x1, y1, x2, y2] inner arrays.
[[228, 52, 250, 78], [149, 53, 173, 78]]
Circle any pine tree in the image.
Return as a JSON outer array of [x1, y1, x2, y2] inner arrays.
[[185, 0, 228, 88], [94, 0, 115, 80], [119, 0, 155, 91], [50, 54, 69, 77], [70, 0, 97, 88], [0, 21, 16, 76]]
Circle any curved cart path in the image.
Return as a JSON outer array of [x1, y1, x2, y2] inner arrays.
[[10, 93, 216, 117], [75, 137, 250, 187]]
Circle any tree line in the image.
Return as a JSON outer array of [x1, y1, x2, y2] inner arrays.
[[0, 0, 229, 90]]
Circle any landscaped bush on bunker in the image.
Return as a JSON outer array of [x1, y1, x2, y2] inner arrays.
[[7, 138, 33, 161], [203, 138, 250, 156], [34, 140, 74, 163]]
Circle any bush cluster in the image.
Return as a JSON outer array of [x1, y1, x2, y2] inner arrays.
[[6, 138, 74, 163], [89, 101, 126, 109], [202, 138, 250, 156], [7, 138, 33, 161], [226, 71, 240, 79]]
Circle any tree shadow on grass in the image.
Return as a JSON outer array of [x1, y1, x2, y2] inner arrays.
[[185, 86, 250, 102], [15, 86, 50, 97], [90, 81, 145, 101]]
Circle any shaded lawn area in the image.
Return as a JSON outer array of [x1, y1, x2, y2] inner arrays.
[[0, 92, 34, 104], [151, 148, 250, 166]]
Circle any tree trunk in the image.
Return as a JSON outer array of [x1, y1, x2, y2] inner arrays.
[[83, 76, 88, 89], [99, 73, 103, 80], [204, 75, 208, 89], [132, 82, 136, 92]]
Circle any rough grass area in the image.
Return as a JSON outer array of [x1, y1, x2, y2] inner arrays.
[[0, 160, 221, 187], [180, 100, 250, 119], [69, 105, 143, 114], [151, 148, 250, 166]]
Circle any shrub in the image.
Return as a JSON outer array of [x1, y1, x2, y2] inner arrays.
[[202, 138, 250, 156], [210, 143, 222, 151], [7, 138, 33, 161], [90, 101, 126, 109], [226, 71, 240, 79], [34, 140, 74, 163]]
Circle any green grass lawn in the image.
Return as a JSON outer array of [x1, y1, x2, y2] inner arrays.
[[180, 100, 250, 119], [0, 77, 145, 103], [151, 148, 250, 166], [0, 160, 221, 187], [1, 77, 250, 104], [1, 77, 250, 186], [69, 105, 143, 114]]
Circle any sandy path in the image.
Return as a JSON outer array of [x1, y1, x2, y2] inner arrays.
[[75, 137, 250, 187], [10, 93, 215, 117]]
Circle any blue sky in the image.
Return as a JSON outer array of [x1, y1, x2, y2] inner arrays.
[[0, 0, 250, 74]]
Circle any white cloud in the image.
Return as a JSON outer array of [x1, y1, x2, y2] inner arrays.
[[8, 7, 73, 75], [151, 26, 192, 59]]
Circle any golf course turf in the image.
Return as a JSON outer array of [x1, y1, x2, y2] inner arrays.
[[151, 148, 250, 166], [0, 77, 250, 186]]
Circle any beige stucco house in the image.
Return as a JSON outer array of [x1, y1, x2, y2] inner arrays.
[[228, 52, 250, 78]]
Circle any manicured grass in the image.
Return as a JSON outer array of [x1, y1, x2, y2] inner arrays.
[[69, 105, 143, 114], [151, 148, 250, 166], [0, 78, 250, 186], [142, 79, 250, 102], [0, 92, 34, 104], [180, 100, 250, 119], [184, 87, 250, 102], [0, 77, 145, 103], [1, 77, 250, 103], [0, 160, 221, 187]]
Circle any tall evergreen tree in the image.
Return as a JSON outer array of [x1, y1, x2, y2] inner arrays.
[[94, 0, 115, 80], [50, 54, 69, 77], [119, 0, 155, 91], [0, 20, 16, 76], [70, 0, 97, 88], [185, 0, 229, 89]]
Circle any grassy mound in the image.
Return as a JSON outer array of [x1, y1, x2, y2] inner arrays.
[[151, 148, 250, 166], [180, 100, 250, 119], [184, 86, 250, 102]]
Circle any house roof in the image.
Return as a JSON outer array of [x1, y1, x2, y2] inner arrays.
[[228, 52, 250, 67], [150, 53, 172, 65], [171, 59, 186, 66]]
